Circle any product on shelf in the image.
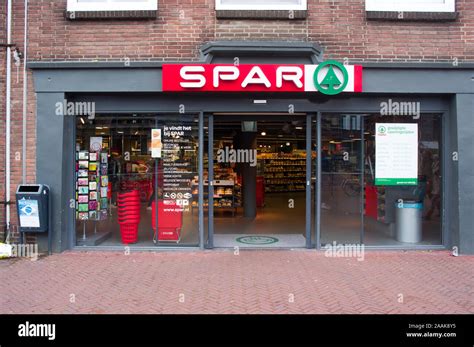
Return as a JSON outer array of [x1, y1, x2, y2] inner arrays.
[[258, 152, 309, 193], [191, 169, 241, 215]]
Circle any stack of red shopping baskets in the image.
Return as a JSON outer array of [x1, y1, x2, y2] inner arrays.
[[117, 190, 141, 244]]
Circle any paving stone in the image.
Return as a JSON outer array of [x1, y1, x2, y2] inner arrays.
[[0, 250, 473, 314]]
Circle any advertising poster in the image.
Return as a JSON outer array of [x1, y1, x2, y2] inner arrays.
[[18, 198, 40, 228], [151, 129, 162, 158], [90, 137, 103, 152], [375, 123, 418, 185]]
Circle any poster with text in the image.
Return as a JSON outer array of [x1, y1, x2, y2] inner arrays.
[[375, 123, 418, 186], [151, 129, 162, 158]]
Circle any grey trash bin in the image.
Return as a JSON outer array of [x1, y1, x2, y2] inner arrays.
[[16, 184, 50, 233], [395, 200, 423, 243], [16, 184, 52, 254]]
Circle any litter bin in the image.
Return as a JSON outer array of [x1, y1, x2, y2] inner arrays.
[[395, 200, 422, 243], [16, 184, 51, 254]]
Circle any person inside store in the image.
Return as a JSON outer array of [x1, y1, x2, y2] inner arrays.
[[425, 162, 441, 220]]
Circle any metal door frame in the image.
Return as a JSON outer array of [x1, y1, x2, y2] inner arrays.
[[206, 112, 314, 249]]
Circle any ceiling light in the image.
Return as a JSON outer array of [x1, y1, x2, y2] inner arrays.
[[261, 132, 266, 136]]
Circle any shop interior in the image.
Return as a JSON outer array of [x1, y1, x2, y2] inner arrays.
[[208, 116, 313, 248]]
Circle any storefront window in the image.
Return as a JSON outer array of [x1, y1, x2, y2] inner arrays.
[[75, 114, 199, 247], [320, 113, 443, 247], [363, 114, 442, 246]]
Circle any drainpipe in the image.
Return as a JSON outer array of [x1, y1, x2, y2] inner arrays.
[[22, 0, 28, 184], [5, 0, 12, 238]]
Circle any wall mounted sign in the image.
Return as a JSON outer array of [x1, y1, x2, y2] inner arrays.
[[375, 123, 418, 186], [162, 61, 363, 95]]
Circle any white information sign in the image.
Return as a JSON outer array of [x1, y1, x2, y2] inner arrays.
[[375, 123, 418, 186]]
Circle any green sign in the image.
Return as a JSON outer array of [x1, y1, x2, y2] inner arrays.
[[314, 60, 349, 95], [236, 236, 279, 245], [374, 178, 418, 185]]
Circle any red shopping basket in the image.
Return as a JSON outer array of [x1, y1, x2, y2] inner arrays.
[[117, 204, 141, 211], [151, 200, 182, 242], [119, 223, 138, 244], [119, 189, 139, 196]]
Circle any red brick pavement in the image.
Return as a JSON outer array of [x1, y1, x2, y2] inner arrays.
[[0, 250, 473, 314]]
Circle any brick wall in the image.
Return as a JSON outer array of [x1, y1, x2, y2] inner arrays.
[[1, 1, 37, 242], [14, 0, 474, 62], [1, 0, 473, 242]]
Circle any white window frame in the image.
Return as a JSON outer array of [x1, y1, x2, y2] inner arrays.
[[366, 0, 455, 13], [215, 0, 307, 11], [67, 0, 158, 12]]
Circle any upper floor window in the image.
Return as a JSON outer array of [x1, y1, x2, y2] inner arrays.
[[366, 0, 455, 12], [67, 0, 158, 12], [215, 0, 307, 11]]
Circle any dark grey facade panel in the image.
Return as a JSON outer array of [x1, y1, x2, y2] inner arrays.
[[31, 65, 474, 95], [33, 69, 162, 93], [454, 94, 474, 254], [36, 92, 71, 253], [68, 94, 449, 114]]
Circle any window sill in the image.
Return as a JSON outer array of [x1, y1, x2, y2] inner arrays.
[[216, 10, 307, 20], [65, 10, 157, 20], [366, 11, 458, 21]]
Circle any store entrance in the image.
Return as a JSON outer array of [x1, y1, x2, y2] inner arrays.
[[207, 114, 313, 248]]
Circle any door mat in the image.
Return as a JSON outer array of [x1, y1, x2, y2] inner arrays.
[[214, 234, 306, 248]]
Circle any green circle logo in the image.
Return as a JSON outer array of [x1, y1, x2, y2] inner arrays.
[[378, 125, 387, 134], [314, 60, 349, 96], [236, 236, 279, 245]]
